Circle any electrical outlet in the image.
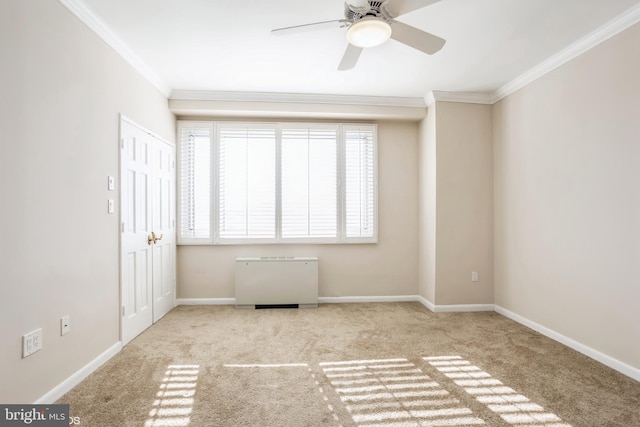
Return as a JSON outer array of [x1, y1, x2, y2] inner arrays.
[[22, 328, 43, 358], [472, 271, 479, 282], [32, 329, 42, 352], [23, 335, 33, 357], [61, 315, 70, 335]]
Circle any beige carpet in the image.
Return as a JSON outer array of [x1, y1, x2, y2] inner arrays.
[[58, 303, 640, 426]]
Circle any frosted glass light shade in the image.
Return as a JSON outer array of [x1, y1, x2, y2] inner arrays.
[[347, 18, 392, 48]]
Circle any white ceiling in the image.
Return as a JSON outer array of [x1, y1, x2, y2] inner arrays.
[[73, 0, 640, 100]]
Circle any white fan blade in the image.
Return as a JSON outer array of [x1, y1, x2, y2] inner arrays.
[[390, 20, 445, 54], [338, 44, 363, 70], [385, 0, 441, 18], [271, 19, 349, 36]]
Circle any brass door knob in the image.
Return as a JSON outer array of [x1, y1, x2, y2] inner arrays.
[[148, 231, 164, 245]]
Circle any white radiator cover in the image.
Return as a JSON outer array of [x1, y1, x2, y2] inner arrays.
[[235, 257, 318, 309]]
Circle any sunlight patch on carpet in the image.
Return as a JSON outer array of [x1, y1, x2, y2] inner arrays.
[[145, 365, 200, 427], [424, 356, 572, 427], [320, 358, 485, 426], [224, 363, 309, 368]]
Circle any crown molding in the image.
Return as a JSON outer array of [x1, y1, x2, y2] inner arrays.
[[425, 91, 494, 107], [58, 0, 171, 97], [170, 90, 427, 108], [492, 2, 640, 103]]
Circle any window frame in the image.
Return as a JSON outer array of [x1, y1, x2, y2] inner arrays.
[[177, 120, 378, 245]]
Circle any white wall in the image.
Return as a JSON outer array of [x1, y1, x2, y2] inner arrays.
[[177, 121, 420, 299], [0, 0, 174, 403], [493, 22, 640, 369]]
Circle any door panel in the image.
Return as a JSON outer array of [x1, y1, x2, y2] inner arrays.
[[152, 140, 176, 322], [121, 121, 153, 345]]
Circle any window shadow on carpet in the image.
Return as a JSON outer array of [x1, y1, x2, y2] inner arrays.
[[145, 365, 200, 427]]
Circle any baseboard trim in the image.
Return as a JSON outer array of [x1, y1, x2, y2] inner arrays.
[[415, 297, 494, 313], [494, 305, 640, 382], [416, 296, 435, 311], [176, 296, 495, 312], [433, 304, 495, 313], [179, 296, 422, 306], [176, 298, 236, 305], [318, 295, 420, 304], [35, 341, 122, 404]]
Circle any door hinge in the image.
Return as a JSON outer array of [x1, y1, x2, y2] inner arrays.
[[122, 306, 125, 316]]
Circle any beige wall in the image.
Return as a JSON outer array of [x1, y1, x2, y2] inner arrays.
[[177, 121, 420, 299], [493, 22, 640, 368], [418, 102, 494, 306], [0, 0, 174, 403], [435, 102, 494, 305]]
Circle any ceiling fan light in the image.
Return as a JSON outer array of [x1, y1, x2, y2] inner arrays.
[[347, 18, 392, 48]]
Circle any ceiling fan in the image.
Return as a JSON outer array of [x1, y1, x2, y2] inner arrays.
[[271, 0, 446, 71]]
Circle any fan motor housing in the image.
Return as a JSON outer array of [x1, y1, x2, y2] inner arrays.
[[344, 1, 392, 23]]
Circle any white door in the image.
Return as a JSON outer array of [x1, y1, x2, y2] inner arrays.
[[120, 118, 176, 345], [151, 140, 176, 322]]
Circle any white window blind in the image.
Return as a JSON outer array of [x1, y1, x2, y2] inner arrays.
[[281, 126, 338, 239], [218, 124, 276, 240], [178, 122, 212, 240], [177, 121, 377, 244], [344, 125, 377, 240]]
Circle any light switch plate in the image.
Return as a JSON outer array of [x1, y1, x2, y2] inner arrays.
[[61, 315, 70, 335], [108, 199, 115, 214], [108, 176, 115, 191]]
